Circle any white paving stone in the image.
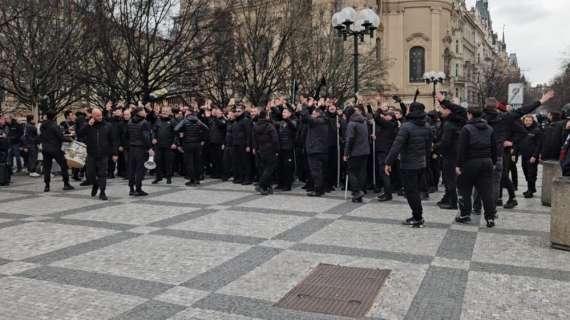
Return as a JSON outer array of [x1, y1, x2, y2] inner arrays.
[[151, 190, 251, 205], [239, 194, 345, 213], [0, 196, 102, 215]]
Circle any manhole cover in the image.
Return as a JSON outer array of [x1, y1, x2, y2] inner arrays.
[[274, 263, 391, 318]]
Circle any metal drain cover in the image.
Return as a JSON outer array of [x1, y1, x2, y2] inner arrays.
[[275, 263, 391, 318]]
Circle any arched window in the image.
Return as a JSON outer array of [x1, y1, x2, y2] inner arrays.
[[409, 46, 425, 83]]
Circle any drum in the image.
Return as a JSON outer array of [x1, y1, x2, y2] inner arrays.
[[63, 141, 87, 169]]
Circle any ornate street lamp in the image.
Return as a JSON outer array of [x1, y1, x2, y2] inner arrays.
[[423, 71, 446, 108], [332, 7, 380, 98]]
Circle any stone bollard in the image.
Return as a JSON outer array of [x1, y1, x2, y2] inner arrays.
[[542, 160, 562, 207], [551, 176, 570, 251]]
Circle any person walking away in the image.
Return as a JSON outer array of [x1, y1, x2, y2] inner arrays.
[[344, 105, 370, 203], [39, 111, 75, 192], [78, 109, 119, 200], [253, 110, 279, 195], [455, 106, 498, 228], [126, 107, 154, 196], [384, 102, 432, 228]]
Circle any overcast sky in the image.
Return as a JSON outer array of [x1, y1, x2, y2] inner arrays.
[[465, 0, 570, 85]]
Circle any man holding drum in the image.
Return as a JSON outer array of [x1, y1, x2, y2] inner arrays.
[[79, 109, 119, 201]]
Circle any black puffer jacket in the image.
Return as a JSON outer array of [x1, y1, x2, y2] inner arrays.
[[301, 108, 329, 155], [208, 117, 227, 145], [40, 120, 68, 154], [372, 112, 398, 154], [517, 122, 542, 158], [127, 115, 153, 149], [278, 119, 297, 151], [225, 120, 234, 147], [253, 119, 279, 154], [153, 117, 177, 148], [438, 100, 467, 159], [22, 122, 39, 147], [344, 113, 370, 158], [385, 111, 432, 170], [78, 120, 119, 157], [232, 113, 253, 147], [541, 120, 567, 160], [483, 101, 541, 155], [457, 118, 497, 168], [175, 115, 209, 145]]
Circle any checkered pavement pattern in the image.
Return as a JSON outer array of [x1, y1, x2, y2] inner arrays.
[[0, 168, 569, 320]]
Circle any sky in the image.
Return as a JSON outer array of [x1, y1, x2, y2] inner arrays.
[[465, 0, 570, 85]]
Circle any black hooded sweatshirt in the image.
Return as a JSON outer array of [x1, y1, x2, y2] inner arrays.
[[344, 113, 370, 158], [385, 111, 432, 170], [456, 118, 497, 168]]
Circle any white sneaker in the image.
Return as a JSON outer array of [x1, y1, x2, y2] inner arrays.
[[29, 172, 40, 177]]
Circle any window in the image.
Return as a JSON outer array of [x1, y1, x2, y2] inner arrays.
[[409, 46, 425, 83], [456, 64, 459, 77], [456, 40, 459, 53]]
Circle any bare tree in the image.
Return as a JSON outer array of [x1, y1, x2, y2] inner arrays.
[[87, 0, 216, 105], [474, 57, 523, 106], [0, 0, 93, 116]]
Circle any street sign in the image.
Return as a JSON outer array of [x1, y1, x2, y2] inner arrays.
[[508, 83, 524, 106]]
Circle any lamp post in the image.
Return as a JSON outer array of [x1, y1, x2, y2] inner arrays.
[[332, 7, 380, 98], [423, 71, 446, 108]]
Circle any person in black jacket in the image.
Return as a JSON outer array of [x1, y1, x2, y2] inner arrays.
[[6, 115, 23, 172], [277, 107, 297, 191], [325, 103, 343, 191], [518, 115, 542, 198], [253, 110, 279, 195], [301, 104, 329, 197], [231, 106, 253, 185], [152, 107, 178, 185], [385, 102, 432, 228], [541, 112, 567, 161], [126, 107, 154, 196], [455, 106, 498, 228], [175, 110, 209, 186], [206, 107, 227, 179], [0, 116, 11, 185], [344, 105, 370, 203], [22, 115, 40, 177], [107, 108, 124, 179], [39, 111, 75, 192], [78, 109, 119, 200], [371, 108, 398, 202], [435, 93, 467, 210]]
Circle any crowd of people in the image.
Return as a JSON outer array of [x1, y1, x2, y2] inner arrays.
[[1, 90, 569, 229]]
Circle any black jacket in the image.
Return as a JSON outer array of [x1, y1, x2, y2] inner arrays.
[[40, 120, 69, 154], [278, 119, 297, 151], [517, 122, 542, 158], [483, 101, 542, 155], [7, 120, 23, 145], [385, 111, 432, 170], [344, 113, 370, 158], [541, 120, 568, 160], [301, 108, 329, 155], [326, 112, 344, 147], [208, 117, 227, 145], [78, 120, 119, 157], [153, 117, 177, 148], [22, 122, 39, 147], [175, 115, 209, 145], [438, 100, 467, 159], [0, 125, 9, 153], [225, 120, 234, 147], [126, 115, 153, 149], [372, 112, 398, 154], [457, 118, 497, 168], [232, 113, 253, 147], [253, 119, 279, 154]]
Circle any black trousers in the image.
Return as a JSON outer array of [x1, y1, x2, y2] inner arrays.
[[155, 147, 174, 179], [308, 153, 327, 193], [184, 143, 202, 182], [521, 155, 538, 192], [442, 157, 458, 205], [326, 146, 339, 188], [257, 151, 277, 190], [222, 146, 233, 179], [26, 145, 38, 173], [232, 145, 251, 182], [458, 158, 496, 220], [87, 155, 109, 192], [500, 155, 516, 199], [376, 152, 392, 194], [117, 150, 128, 177], [128, 147, 147, 190], [42, 150, 70, 185], [348, 155, 367, 194], [401, 169, 423, 220], [429, 156, 441, 189], [209, 143, 223, 178], [278, 149, 295, 189]]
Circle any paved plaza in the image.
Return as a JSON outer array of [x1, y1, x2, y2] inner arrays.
[[0, 171, 569, 320]]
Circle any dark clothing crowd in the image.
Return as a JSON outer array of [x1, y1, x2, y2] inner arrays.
[[1, 90, 568, 229]]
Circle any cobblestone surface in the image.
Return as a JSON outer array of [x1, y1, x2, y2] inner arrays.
[[0, 167, 569, 320]]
